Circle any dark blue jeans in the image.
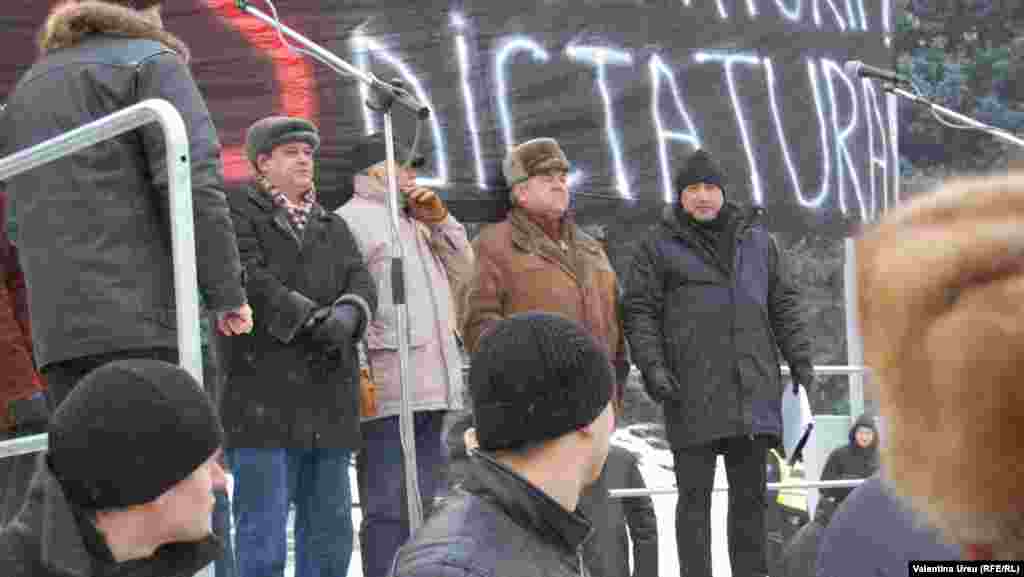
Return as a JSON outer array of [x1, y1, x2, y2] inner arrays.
[[356, 411, 447, 577], [228, 448, 354, 577]]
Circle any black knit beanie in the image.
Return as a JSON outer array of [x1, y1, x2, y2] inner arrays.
[[674, 149, 726, 199], [469, 312, 614, 452], [47, 359, 224, 510]]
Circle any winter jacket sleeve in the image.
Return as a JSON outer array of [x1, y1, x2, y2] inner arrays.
[[622, 237, 670, 394], [462, 236, 504, 354], [819, 446, 853, 502], [766, 235, 815, 386], [134, 51, 246, 314], [332, 219, 378, 341], [229, 200, 317, 345], [427, 214, 475, 335], [622, 452, 658, 577]]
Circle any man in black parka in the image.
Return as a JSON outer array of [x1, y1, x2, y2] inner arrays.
[[623, 149, 815, 577]]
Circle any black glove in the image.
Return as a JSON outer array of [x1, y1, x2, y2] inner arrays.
[[9, 393, 50, 435], [645, 366, 679, 402], [309, 304, 362, 351], [791, 364, 815, 395]]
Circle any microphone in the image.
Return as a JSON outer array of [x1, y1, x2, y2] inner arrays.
[[844, 60, 907, 84]]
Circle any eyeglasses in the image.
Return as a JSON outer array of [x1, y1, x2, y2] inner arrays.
[[532, 169, 569, 184]]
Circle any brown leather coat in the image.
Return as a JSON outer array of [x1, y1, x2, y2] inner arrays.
[[463, 208, 628, 395]]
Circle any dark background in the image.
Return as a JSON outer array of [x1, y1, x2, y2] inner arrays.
[[1, 0, 898, 414]]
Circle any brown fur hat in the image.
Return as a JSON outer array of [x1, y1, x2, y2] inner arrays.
[[502, 138, 569, 186], [856, 172, 1024, 556], [38, 1, 188, 62]]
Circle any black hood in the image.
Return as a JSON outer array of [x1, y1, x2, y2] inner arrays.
[[849, 414, 879, 452]]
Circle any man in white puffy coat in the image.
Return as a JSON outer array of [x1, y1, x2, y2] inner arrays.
[[335, 133, 473, 577]]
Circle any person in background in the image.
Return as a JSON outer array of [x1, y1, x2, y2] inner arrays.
[[818, 414, 879, 507], [0, 359, 229, 577], [577, 442, 659, 577], [392, 312, 617, 577], [1, 0, 252, 411], [0, 186, 48, 525], [623, 149, 815, 577], [222, 116, 376, 577], [335, 133, 473, 577]]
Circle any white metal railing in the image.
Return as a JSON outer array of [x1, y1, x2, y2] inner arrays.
[[0, 99, 202, 461], [609, 478, 866, 499], [0, 99, 210, 577]]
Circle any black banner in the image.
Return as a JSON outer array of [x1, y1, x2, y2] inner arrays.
[[1, 0, 897, 235]]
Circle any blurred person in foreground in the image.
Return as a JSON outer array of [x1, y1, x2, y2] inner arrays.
[[391, 312, 616, 577], [0, 359, 228, 577], [856, 171, 1024, 559]]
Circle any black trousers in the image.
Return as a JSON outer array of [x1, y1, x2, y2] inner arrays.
[[42, 347, 179, 411], [673, 435, 771, 577]]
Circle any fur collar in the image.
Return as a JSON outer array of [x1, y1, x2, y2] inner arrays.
[[38, 1, 189, 62]]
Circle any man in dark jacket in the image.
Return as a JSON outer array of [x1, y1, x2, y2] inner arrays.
[[623, 149, 815, 577], [222, 116, 376, 577], [577, 444, 659, 577], [819, 414, 879, 505], [1, 0, 252, 410], [0, 359, 229, 577], [392, 312, 617, 577]]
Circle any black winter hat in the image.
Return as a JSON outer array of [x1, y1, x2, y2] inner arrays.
[[47, 359, 224, 511], [245, 116, 321, 168], [469, 312, 614, 452], [674, 149, 726, 198], [341, 132, 426, 175]]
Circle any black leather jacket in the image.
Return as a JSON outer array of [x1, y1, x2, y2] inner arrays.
[[392, 451, 594, 577], [3, 16, 245, 368]]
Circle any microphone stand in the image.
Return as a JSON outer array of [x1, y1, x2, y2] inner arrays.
[[883, 82, 1024, 149], [236, 0, 428, 531]]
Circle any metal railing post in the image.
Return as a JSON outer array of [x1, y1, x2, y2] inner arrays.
[[0, 99, 210, 577]]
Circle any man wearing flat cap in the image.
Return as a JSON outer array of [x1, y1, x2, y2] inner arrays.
[[1, 359, 229, 577], [623, 149, 815, 577], [463, 137, 630, 405], [1, 0, 252, 412], [335, 133, 473, 577], [221, 116, 377, 577]]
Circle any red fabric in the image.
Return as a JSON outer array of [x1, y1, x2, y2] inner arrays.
[[0, 189, 45, 431]]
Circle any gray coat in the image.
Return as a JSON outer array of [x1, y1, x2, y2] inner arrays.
[[3, 7, 245, 368], [623, 204, 814, 449]]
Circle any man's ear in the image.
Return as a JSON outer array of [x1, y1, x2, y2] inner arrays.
[[256, 152, 272, 175]]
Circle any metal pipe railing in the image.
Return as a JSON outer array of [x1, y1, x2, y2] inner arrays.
[[0, 98, 200, 461], [0, 98, 210, 577], [609, 478, 866, 499]]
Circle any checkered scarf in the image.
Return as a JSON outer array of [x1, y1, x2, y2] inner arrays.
[[258, 174, 317, 232]]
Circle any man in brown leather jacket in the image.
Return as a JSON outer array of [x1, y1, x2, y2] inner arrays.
[[463, 138, 630, 402]]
